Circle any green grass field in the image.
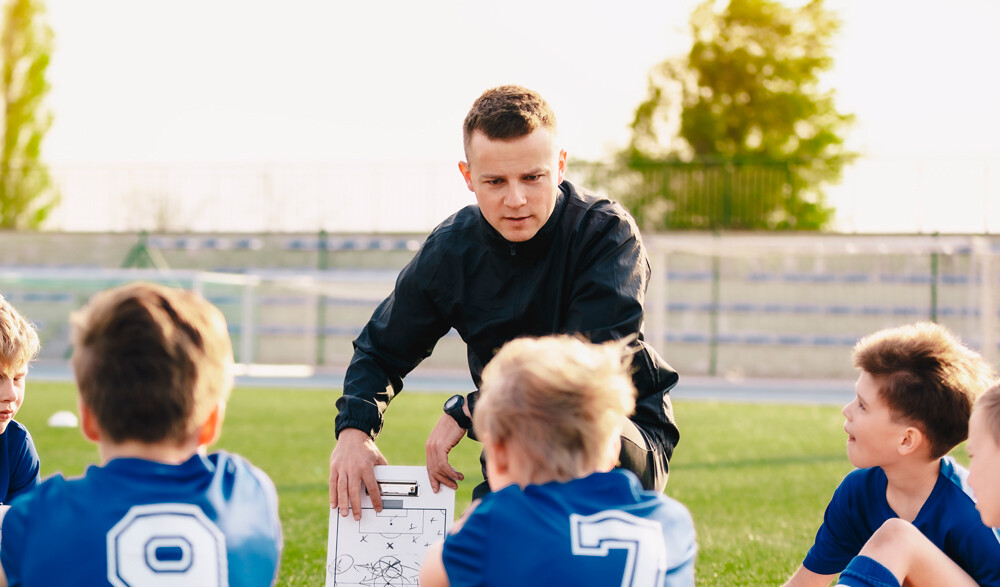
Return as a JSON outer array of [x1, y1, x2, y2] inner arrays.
[[17, 381, 972, 586]]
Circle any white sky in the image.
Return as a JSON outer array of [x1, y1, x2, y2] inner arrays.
[[37, 0, 1000, 232]]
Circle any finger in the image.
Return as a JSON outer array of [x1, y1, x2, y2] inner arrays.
[[360, 469, 381, 517], [329, 470, 338, 507], [337, 474, 351, 518]]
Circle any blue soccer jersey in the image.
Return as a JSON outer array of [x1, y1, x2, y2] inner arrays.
[[0, 420, 40, 505], [803, 457, 1000, 585], [0, 451, 282, 587], [442, 469, 696, 587]]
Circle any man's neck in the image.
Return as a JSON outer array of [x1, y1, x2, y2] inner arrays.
[[883, 457, 941, 522]]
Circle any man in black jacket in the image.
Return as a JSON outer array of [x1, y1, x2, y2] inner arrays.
[[330, 85, 679, 519]]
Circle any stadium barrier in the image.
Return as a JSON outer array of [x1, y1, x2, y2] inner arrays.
[[1, 233, 998, 379]]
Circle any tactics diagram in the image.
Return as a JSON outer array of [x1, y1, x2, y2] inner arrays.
[[326, 466, 455, 587], [328, 507, 448, 586]]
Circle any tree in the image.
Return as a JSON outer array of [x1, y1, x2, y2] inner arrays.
[[0, 0, 57, 229], [620, 0, 853, 231]]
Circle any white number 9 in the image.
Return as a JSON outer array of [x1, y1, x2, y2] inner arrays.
[[107, 503, 229, 587]]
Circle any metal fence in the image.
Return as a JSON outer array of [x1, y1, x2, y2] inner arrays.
[[2, 233, 998, 380]]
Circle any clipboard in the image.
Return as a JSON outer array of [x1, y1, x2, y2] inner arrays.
[[325, 465, 455, 586]]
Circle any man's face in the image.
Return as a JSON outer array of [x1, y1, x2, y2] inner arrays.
[[967, 408, 1000, 526], [0, 366, 26, 435], [459, 127, 567, 243], [842, 371, 910, 469]]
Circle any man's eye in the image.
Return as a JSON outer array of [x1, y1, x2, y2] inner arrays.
[[525, 174, 541, 181], [487, 179, 503, 185]]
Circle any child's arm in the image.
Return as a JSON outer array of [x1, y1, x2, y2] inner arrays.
[[783, 565, 836, 587], [419, 540, 449, 587]]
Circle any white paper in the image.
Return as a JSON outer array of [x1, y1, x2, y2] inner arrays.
[[326, 465, 455, 586]]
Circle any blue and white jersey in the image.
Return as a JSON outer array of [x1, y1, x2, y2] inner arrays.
[[0, 420, 40, 505], [0, 451, 282, 587], [804, 457, 1000, 585], [442, 469, 696, 587]]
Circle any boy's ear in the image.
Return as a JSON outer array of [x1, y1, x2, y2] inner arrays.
[[898, 426, 926, 456], [487, 436, 509, 474], [197, 402, 226, 447], [78, 400, 101, 443]]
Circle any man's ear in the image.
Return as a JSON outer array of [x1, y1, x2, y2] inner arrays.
[[458, 161, 474, 192], [557, 149, 568, 184], [197, 402, 227, 447], [78, 400, 101, 443]]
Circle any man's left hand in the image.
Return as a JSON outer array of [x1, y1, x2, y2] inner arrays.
[[426, 413, 467, 492]]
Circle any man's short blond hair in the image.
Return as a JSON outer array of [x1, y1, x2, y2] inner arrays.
[[0, 294, 40, 377], [474, 335, 636, 483], [975, 383, 1000, 448], [70, 282, 234, 444]]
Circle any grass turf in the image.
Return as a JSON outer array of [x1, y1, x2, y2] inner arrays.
[[16, 381, 971, 586]]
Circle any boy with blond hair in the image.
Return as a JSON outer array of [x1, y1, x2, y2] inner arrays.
[[0, 282, 282, 586], [829, 382, 1000, 587], [0, 295, 40, 509], [420, 335, 696, 587], [783, 322, 1000, 587]]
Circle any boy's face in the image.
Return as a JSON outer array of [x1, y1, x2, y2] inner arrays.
[[842, 371, 910, 468], [0, 366, 27, 434], [967, 409, 1000, 527], [459, 127, 567, 243]]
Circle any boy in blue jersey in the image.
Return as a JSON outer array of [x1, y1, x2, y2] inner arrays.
[[783, 322, 999, 587], [420, 335, 696, 587], [0, 295, 41, 511], [0, 282, 283, 587], [832, 381, 1000, 587]]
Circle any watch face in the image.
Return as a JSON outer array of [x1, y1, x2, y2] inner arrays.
[[445, 396, 460, 410]]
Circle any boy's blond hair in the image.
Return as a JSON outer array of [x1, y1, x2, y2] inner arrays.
[[974, 383, 1000, 448], [853, 322, 996, 459], [0, 294, 40, 377], [70, 282, 234, 444], [473, 335, 636, 483]]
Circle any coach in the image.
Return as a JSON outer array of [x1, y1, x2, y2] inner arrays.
[[330, 85, 680, 517]]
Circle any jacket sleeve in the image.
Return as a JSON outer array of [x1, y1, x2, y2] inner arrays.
[[564, 208, 680, 452], [335, 248, 452, 439]]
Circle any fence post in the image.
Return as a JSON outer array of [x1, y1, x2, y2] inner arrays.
[[315, 229, 329, 367], [648, 235, 668, 355], [930, 233, 939, 323], [709, 232, 721, 377], [975, 238, 999, 370]]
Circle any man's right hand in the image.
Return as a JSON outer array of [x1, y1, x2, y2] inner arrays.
[[330, 428, 388, 520]]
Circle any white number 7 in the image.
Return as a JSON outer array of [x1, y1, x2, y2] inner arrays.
[[570, 510, 667, 587]]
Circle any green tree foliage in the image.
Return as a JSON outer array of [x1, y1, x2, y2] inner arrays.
[[619, 0, 853, 231], [0, 0, 57, 229]]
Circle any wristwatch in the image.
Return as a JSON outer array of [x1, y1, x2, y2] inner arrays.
[[443, 394, 473, 430]]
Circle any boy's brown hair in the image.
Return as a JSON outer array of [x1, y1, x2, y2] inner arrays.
[[974, 383, 1000, 448], [70, 282, 234, 444], [0, 294, 40, 377], [473, 335, 636, 483], [462, 85, 557, 154], [853, 322, 995, 458]]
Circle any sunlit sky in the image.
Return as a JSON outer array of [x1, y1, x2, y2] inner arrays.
[[38, 0, 1000, 232]]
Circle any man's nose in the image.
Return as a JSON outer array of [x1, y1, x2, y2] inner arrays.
[[504, 183, 527, 208]]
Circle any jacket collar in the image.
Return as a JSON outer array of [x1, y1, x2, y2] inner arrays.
[[478, 181, 570, 259]]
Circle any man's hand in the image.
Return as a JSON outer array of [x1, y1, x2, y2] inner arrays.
[[330, 428, 388, 520], [426, 413, 467, 492]]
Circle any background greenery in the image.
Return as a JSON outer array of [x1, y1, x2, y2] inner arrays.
[[18, 381, 972, 586]]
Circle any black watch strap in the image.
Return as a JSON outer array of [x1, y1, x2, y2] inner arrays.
[[443, 394, 473, 430]]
